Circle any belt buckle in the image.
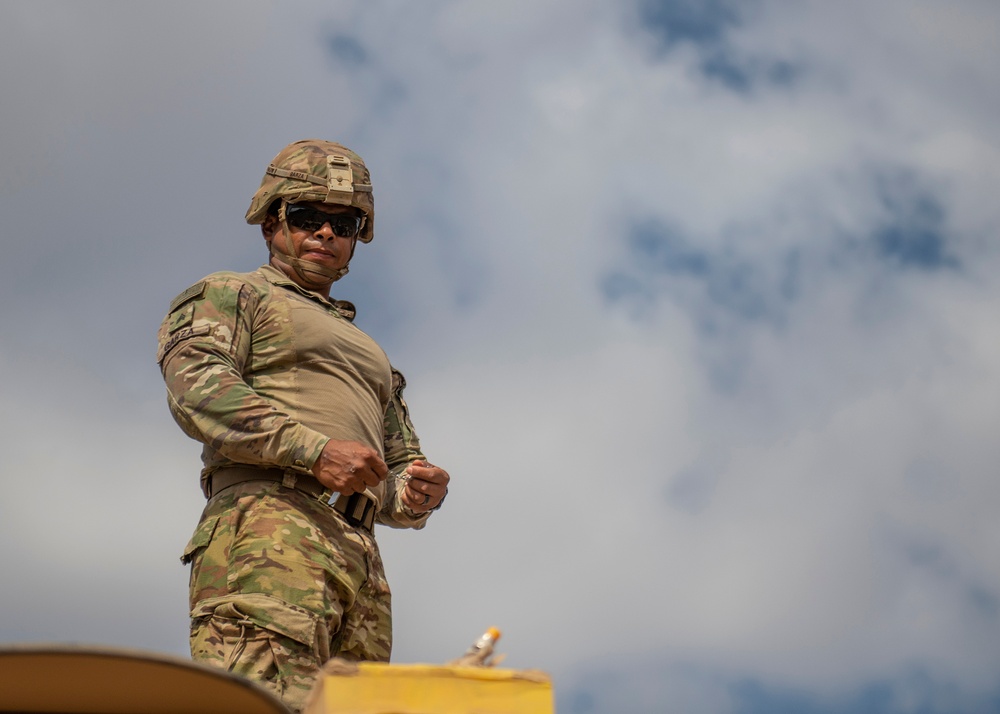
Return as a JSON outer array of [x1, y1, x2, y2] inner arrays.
[[336, 492, 374, 531]]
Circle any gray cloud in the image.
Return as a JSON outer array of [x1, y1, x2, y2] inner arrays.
[[637, 0, 745, 47]]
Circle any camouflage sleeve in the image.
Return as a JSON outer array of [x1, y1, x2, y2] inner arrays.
[[376, 368, 433, 530], [156, 275, 329, 471]]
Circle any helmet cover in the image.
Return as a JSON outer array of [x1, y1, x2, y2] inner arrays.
[[245, 139, 374, 243]]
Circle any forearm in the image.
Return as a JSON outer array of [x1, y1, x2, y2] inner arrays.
[[377, 375, 434, 528], [162, 343, 328, 470]]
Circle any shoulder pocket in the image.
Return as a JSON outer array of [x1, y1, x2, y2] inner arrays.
[[165, 283, 208, 335], [167, 302, 195, 334]]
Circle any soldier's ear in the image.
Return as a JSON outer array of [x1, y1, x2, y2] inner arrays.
[[261, 215, 278, 242]]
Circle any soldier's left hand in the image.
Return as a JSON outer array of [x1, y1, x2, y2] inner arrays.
[[401, 459, 450, 513]]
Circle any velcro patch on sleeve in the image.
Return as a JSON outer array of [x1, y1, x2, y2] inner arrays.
[[169, 281, 206, 313]]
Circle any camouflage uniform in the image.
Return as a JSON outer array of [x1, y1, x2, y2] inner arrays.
[[157, 264, 432, 712]]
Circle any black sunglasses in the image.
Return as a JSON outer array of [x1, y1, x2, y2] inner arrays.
[[285, 205, 363, 238]]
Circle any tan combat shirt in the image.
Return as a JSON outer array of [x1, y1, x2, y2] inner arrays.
[[157, 264, 429, 529]]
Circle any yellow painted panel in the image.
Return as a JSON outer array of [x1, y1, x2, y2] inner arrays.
[[306, 663, 554, 714]]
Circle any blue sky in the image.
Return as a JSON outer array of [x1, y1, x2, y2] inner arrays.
[[2, 2, 999, 712]]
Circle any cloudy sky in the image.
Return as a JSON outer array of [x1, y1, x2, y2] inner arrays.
[[2, 1, 999, 712]]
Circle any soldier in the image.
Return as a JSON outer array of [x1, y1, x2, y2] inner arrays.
[[156, 139, 450, 712]]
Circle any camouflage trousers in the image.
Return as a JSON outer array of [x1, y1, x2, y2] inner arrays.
[[181, 481, 392, 712]]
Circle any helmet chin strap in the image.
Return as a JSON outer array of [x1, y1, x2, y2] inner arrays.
[[270, 202, 350, 287]]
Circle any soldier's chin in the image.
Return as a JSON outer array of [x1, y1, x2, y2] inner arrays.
[[299, 259, 347, 283]]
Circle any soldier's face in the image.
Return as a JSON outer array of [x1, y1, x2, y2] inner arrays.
[[263, 201, 359, 286]]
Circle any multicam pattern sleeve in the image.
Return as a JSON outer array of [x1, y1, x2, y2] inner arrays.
[[377, 368, 433, 529], [156, 273, 330, 472]]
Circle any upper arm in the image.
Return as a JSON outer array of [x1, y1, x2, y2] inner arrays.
[[157, 275, 257, 375]]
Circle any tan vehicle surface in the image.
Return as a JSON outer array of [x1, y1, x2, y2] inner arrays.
[[0, 645, 290, 714]]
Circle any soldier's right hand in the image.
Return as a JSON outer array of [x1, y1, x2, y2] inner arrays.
[[311, 439, 388, 494]]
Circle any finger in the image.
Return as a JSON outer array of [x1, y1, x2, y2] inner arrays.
[[359, 469, 384, 488], [405, 466, 448, 484], [400, 484, 421, 507], [404, 482, 427, 506], [368, 455, 389, 479], [404, 480, 424, 498], [406, 481, 445, 506], [406, 474, 438, 488], [327, 475, 355, 494], [408, 486, 443, 507], [402, 487, 432, 512]]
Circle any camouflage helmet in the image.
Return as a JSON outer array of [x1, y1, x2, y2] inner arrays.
[[245, 139, 374, 243]]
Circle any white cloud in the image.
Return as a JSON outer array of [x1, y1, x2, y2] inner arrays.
[[2, 1, 999, 712]]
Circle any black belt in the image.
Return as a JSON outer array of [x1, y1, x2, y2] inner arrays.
[[206, 466, 377, 533]]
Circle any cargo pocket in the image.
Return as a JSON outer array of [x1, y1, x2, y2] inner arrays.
[[180, 514, 220, 565], [190, 593, 326, 709]]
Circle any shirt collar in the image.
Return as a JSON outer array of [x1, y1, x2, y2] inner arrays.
[[257, 264, 355, 320], [258, 263, 329, 300]]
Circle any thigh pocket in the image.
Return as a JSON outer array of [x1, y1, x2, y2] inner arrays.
[[191, 593, 327, 701]]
